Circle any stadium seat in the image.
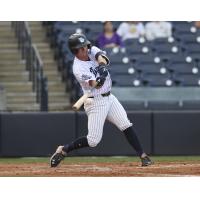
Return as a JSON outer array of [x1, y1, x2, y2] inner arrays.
[[173, 23, 194, 34], [177, 34, 199, 44], [126, 43, 152, 56], [174, 74, 200, 86], [141, 73, 174, 86], [134, 62, 168, 74], [112, 74, 142, 87], [152, 43, 180, 55], [129, 54, 162, 64], [108, 51, 130, 64], [166, 62, 198, 74], [109, 63, 136, 75]]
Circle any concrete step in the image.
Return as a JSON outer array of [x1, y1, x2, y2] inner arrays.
[[0, 53, 21, 59], [34, 43, 50, 48], [38, 48, 53, 54], [0, 29, 15, 38], [0, 43, 18, 48], [46, 76, 61, 81], [31, 32, 46, 37], [0, 38, 17, 43], [40, 54, 55, 60], [0, 71, 29, 76], [48, 92, 69, 98], [44, 70, 60, 76], [0, 74, 29, 82], [43, 60, 57, 65], [48, 102, 71, 111], [43, 65, 58, 71], [3, 82, 33, 92], [6, 92, 36, 99], [0, 60, 25, 65], [48, 96, 69, 103], [7, 98, 36, 104], [31, 37, 48, 43], [0, 49, 20, 54], [0, 65, 26, 71], [6, 103, 40, 111]]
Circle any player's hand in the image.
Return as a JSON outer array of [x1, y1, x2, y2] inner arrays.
[[97, 64, 108, 77], [96, 76, 106, 88]]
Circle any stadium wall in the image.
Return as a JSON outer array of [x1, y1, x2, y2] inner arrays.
[[0, 111, 200, 156]]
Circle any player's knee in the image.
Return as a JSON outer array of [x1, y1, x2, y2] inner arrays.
[[87, 135, 101, 147]]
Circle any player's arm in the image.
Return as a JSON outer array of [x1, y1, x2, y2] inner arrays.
[[89, 47, 110, 89]]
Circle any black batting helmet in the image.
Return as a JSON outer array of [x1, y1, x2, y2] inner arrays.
[[68, 33, 91, 54]]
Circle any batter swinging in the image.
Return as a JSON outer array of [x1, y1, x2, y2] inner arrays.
[[50, 33, 153, 167]]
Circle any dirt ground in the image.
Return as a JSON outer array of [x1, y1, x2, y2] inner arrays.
[[0, 161, 200, 176]]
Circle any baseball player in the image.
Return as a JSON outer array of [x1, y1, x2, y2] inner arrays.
[[50, 33, 153, 167]]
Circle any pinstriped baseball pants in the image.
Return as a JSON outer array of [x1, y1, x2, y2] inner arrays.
[[84, 93, 133, 147]]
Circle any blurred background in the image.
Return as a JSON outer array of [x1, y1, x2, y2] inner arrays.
[[0, 21, 200, 157]]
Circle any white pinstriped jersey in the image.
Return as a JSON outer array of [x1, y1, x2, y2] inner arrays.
[[73, 46, 112, 96]]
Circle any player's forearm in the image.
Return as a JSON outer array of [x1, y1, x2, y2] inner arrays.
[[97, 55, 108, 65], [89, 79, 104, 89], [89, 80, 98, 88]]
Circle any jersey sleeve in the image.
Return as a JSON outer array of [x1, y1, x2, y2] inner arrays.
[[74, 67, 96, 89], [90, 46, 110, 65]]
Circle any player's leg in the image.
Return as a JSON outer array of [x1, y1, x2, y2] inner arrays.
[[50, 98, 109, 167], [106, 94, 153, 166]]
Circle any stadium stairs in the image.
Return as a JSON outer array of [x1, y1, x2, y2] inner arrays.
[[0, 21, 39, 112], [28, 21, 70, 111]]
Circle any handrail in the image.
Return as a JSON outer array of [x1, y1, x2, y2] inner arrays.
[[12, 21, 48, 111]]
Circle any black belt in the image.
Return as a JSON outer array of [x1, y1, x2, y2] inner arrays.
[[89, 91, 111, 98]]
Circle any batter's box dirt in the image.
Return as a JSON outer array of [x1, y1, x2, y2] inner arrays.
[[0, 161, 200, 176]]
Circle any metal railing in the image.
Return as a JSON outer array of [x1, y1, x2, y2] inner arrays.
[[12, 21, 48, 111]]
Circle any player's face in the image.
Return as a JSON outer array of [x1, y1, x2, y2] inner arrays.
[[76, 46, 89, 60]]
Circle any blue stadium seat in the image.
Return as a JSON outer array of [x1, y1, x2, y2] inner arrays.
[[166, 62, 198, 74], [164, 54, 191, 63], [129, 54, 161, 63], [108, 51, 130, 64], [141, 73, 174, 86], [135, 62, 168, 74], [112, 74, 142, 87], [173, 23, 194, 34], [182, 43, 200, 61], [177, 34, 199, 44], [152, 43, 180, 55], [110, 63, 136, 75], [126, 43, 152, 55], [53, 22, 83, 34], [174, 74, 200, 86]]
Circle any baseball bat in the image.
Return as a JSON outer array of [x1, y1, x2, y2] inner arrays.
[[72, 82, 98, 111], [72, 93, 90, 111]]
